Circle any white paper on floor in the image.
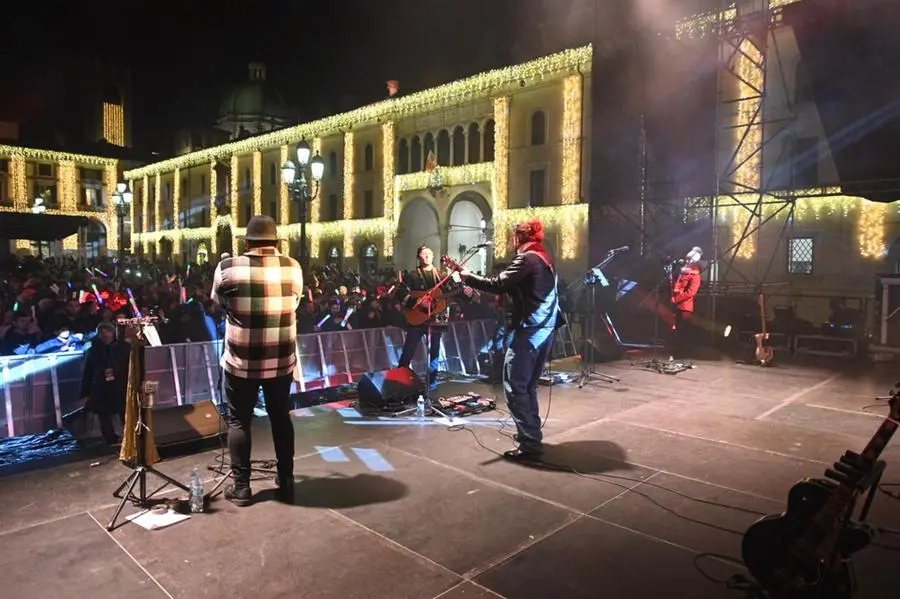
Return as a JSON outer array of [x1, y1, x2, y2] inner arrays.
[[125, 509, 191, 531]]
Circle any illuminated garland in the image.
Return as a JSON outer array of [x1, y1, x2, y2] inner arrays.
[[279, 145, 290, 255], [230, 154, 239, 250], [142, 175, 150, 233], [123, 45, 593, 179], [0, 144, 118, 167], [57, 161, 78, 212], [252, 151, 262, 216], [859, 201, 888, 259], [343, 132, 354, 222], [104, 165, 119, 251], [496, 204, 589, 260], [209, 161, 218, 254], [10, 155, 27, 210], [154, 173, 162, 232], [674, 0, 801, 40], [172, 168, 182, 255], [381, 122, 396, 257], [561, 74, 583, 205], [492, 97, 510, 257], [311, 138, 322, 224]]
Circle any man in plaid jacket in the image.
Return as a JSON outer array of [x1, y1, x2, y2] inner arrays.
[[211, 215, 303, 505]]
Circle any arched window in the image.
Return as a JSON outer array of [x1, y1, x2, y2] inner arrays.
[[269, 162, 277, 185], [329, 151, 338, 176], [452, 126, 466, 166], [530, 111, 546, 146], [483, 119, 495, 162], [327, 246, 341, 267], [398, 139, 409, 174], [359, 243, 378, 275], [436, 129, 450, 165], [411, 136, 422, 171], [468, 123, 481, 163], [424, 133, 435, 161], [364, 143, 374, 171]]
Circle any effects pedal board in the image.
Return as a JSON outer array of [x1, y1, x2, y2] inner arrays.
[[434, 392, 497, 417]]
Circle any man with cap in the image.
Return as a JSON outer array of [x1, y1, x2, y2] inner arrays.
[[454, 219, 564, 461], [211, 215, 304, 505]]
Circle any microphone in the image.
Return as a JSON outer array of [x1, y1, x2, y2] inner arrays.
[[473, 241, 493, 249]]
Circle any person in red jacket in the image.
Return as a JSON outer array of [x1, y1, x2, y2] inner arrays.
[[671, 247, 703, 354]]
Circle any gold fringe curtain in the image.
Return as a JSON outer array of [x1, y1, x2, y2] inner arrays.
[[118, 342, 160, 465]]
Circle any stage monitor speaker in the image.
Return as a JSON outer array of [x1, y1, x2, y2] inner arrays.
[[153, 400, 223, 450], [358, 367, 425, 409]]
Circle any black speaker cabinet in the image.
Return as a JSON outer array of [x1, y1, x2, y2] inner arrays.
[[357, 367, 425, 409], [153, 400, 223, 449]]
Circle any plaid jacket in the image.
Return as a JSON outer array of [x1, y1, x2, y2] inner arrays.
[[211, 247, 303, 379]]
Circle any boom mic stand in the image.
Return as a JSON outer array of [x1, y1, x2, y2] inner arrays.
[[107, 317, 189, 531]]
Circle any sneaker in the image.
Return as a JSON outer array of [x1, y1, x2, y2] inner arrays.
[[224, 484, 252, 507]]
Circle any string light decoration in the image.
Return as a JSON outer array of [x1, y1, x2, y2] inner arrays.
[[343, 132, 355, 222], [141, 175, 150, 239], [674, 1, 802, 39], [209, 161, 218, 255], [0, 144, 117, 167], [395, 163, 494, 193], [57, 161, 78, 212], [561, 74, 583, 205], [104, 164, 119, 252], [63, 234, 79, 250], [493, 96, 511, 257], [494, 204, 589, 260], [172, 169, 182, 256], [154, 173, 162, 232], [102, 102, 125, 147], [230, 154, 239, 250], [859, 201, 887, 259], [382, 122, 396, 257], [11, 155, 27, 210], [124, 46, 591, 180], [252, 151, 262, 216], [279, 145, 290, 255], [311, 138, 322, 224]]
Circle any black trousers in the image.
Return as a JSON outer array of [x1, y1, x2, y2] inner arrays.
[[673, 310, 694, 356], [97, 411, 124, 444], [504, 332, 554, 454], [224, 373, 294, 485], [398, 326, 442, 384]]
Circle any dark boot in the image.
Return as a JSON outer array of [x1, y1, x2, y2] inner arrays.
[[225, 468, 252, 507], [274, 470, 294, 503]]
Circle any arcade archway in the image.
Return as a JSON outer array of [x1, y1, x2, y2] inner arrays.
[[447, 192, 491, 275], [84, 219, 107, 258], [359, 243, 378, 276], [397, 197, 440, 271]]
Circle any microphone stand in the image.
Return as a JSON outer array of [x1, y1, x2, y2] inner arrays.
[[395, 247, 481, 420], [569, 255, 621, 387]]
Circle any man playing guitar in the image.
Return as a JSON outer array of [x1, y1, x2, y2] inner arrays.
[[397, 245, 449, 389]]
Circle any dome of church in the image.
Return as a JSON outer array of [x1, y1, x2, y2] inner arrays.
[[216, 63, 294, 139]]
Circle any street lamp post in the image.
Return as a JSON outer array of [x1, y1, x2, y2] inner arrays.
[[111, 181, 133, 260], [281, 141, 325, 273]]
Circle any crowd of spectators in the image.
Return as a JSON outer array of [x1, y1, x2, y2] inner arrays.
[[0, 254, 501, 357]]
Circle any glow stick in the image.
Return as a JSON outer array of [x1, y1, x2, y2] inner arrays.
[[85, 268, 94, 276], [94, 268, 108, 278], [127, 289, 143, 318], [78, 291, 85, 303], [316, 314, 330, 328], [340, 307, 355, 327], [307, 289, 313, 302], [92, 284, 104, 305]]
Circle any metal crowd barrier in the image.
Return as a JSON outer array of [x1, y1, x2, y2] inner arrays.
[[0, 319, 578, 439]]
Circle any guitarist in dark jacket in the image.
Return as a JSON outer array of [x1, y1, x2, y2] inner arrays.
[[397, 245, 447, 388], [455, 219, 563, 461]]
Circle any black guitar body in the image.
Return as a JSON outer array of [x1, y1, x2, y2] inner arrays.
[[742, 479, 873, 599]]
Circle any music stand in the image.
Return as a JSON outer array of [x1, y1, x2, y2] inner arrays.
[[569, 260, 619, 387], [107, 317, 189, 531]]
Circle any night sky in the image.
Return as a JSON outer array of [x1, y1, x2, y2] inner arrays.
[[0, 0, 721, 154]]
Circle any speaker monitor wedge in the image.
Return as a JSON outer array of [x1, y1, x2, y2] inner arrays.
[[152, 400, 223, 449], [357, 367, 425, 409]]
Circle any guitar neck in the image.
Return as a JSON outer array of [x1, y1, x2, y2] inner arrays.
[[805, 411, 899, 546]]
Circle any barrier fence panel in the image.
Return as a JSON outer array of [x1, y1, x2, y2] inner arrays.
[[0, 318, 582, 438]]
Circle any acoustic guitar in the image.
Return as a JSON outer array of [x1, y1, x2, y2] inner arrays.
[[755, 292, 774, 365], [401, 256, 476, 327], [741, 390, 900, 598]]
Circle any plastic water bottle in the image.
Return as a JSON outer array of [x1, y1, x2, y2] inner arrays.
[[416, 395, 426, 420], [190, 468, 204, 513]]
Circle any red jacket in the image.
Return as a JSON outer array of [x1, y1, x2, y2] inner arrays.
[[672, 266, 701, 313]]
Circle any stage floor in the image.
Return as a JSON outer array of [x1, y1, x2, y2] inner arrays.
[[2, 353, 899, 598]]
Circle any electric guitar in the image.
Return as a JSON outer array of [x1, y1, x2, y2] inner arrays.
[[741, 389, 900, 598], [755, 292, 774, 365]]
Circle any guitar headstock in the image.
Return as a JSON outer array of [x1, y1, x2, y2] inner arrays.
[[441, 255, 463, 272]]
